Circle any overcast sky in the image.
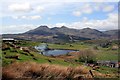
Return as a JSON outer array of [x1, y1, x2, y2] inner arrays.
[[0, 0, 119, 34]]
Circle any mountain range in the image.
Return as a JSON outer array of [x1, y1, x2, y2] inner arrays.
[[2, 25, 119, 43]]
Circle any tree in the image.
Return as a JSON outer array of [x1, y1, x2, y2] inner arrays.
[[78, 49, 96, 64]]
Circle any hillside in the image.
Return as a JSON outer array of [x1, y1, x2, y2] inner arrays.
[[2, 26, 119, 42], [103, 29, 120, 39], [25, 26, 110, 39]]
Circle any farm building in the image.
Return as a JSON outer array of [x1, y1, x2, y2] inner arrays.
[[97, 61, 119, 68], [2, 38, 16, 43]]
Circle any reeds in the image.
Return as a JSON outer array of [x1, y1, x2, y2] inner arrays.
[[2, 62, 103, 80]]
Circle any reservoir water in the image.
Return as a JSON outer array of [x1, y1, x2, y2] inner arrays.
[[35, 43, 76, 56]]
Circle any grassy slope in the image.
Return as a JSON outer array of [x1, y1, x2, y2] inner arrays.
[[96, 49, 118, 60], [2, 41, 80, 67], [2, 50, 78, 67]]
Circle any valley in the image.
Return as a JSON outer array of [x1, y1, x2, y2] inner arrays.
[[1, 38, 119, 79]]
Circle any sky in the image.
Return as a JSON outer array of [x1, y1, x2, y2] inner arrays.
[[0, 0, 119, 34]]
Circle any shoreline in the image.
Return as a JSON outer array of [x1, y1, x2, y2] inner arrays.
[[48, 47, 79, 51]]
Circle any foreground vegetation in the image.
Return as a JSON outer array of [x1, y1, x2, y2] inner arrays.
[[4, 61, 117, 80], [2, 62, 92, 80]]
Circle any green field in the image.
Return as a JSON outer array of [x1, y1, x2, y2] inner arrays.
[[48, 43, 90, 50], [47, 42, 118, 61]]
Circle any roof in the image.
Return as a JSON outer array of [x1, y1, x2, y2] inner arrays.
[[97, 60, 118, 64]]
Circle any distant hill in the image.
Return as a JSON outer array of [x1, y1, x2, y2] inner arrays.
[[25, 26, 110, 39], [103, 29, 119, 39], [25, 26, 54, 36], [2, 25, 119, 43]]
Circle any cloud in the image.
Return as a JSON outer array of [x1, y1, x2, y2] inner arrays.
[[8, 3, 32, 12], [51, 13, 117, 31], [21, 16, 28, 19], [35, 6, 44, 12], [70, 13, 118, 30], [48, 13, 117, 31], [72, 11, 81, 17], [1, 1, 118, 34], [81, 4, 93, 14], [12, 16, 19, 19], [1, 13, 118, 34], [73, 3, 93, 17], [73, 3, 115, 17], [1, 24, 38, 34], [55, 23, 67, 27], [102, 5, 114, 12], [30, 15, 42, 20], [12, 15, 42, 20], [47, 17, 52, 20]]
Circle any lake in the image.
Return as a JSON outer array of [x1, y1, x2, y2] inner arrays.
[[35, 43, 76, 56]]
